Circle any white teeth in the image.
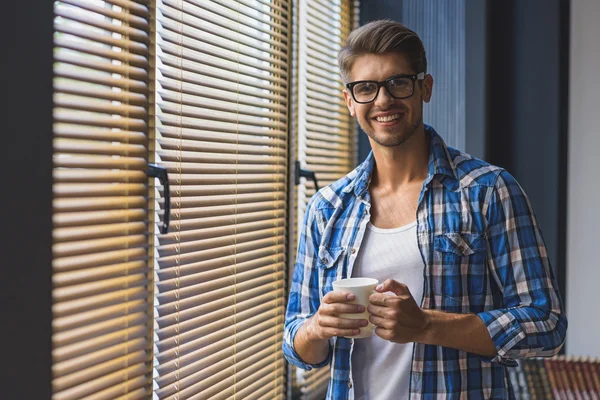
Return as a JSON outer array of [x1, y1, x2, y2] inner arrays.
[[375, 113, 401, 122]]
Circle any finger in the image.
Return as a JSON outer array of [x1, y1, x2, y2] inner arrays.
[[366, 303, 387, 317], [368, 293, 398, 307], [323, 327, 363, 338], [319, 315, 368, 329], [323, 303, 365, 315], [368, 304, 401, 322], [376, 279, 410, 296], [369, 315, 395, 330], [323, 291, 356, 304]]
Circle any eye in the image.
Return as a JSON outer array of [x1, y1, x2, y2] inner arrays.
[[388, 78, 411, 89], [354, 82, 377, 94]]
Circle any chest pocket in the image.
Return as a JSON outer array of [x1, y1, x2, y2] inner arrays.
[[433, 232, 488, 309], [434, 232, 486, 257]]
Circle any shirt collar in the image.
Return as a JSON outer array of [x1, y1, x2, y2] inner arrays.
[[343, 124, 459, 197]]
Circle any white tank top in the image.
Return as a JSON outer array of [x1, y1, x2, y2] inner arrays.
[[351, 221, 424, 400]]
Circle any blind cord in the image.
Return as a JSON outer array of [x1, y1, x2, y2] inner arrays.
[[175, 1, 183, 397]]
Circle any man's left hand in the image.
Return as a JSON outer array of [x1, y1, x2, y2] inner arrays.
[[368, 279, 430, 343]]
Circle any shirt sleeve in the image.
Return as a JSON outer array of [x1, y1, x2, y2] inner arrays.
[[282, 195, 332, 370], [477, 169, 568, 364]]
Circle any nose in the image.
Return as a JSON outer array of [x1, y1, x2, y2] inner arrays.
[[373, 85, 394, 107]]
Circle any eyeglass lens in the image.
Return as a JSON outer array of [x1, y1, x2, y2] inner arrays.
[[352, 77, 414, 103]]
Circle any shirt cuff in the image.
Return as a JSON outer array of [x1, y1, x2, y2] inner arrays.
[[476, 309, 524, 366], [283, 317, 331, 370]]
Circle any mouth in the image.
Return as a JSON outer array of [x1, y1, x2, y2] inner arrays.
[[372, 112, 404, 124]]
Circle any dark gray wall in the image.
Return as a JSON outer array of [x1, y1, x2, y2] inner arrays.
[[486, 0, 569, 299], [360, 0, 403, 23], [0, 1, 54, 397]]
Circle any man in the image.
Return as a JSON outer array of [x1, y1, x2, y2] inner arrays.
[[283, 20, 567, 399]]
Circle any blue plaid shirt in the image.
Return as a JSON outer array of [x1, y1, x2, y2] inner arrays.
[[283, 126, 567, 399]]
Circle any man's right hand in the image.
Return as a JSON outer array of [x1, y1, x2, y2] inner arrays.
[[294, 291, 368, 365], [304, 291, 369, 341]]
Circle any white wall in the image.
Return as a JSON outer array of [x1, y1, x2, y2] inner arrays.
[[566, 0, 600, 357]]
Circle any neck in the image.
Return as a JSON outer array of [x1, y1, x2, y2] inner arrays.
[[369, 125, 430, 190]]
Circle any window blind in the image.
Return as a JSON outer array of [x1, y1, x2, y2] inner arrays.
[[296, 0, 357, 210], [293, 1, 358, 398], [52, 1, 153, 399], [153, 1, 289, 398]]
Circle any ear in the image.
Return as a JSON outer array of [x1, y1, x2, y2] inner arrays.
[[343, 89, 356, 117], [422, 74, 433, 103]]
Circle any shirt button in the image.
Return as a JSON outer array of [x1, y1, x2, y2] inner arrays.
[[350, 248, 357, 254], [321, 257, 327, 264], [348, 382, 353, 389]]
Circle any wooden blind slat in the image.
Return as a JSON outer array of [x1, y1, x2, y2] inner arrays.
[[153, 0, 289, 398], [52, 2, 152, 399]]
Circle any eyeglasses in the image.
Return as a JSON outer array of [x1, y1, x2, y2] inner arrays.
[[346, 72, 425, 104]]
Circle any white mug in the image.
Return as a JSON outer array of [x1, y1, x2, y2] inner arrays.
[[332, 277, 379, 338]]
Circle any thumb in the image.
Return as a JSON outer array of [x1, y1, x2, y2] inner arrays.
[[376, 279, 410, 296]]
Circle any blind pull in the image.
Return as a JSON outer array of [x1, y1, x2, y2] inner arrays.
[[148, 163, 170, 234], [294, 160, 320, 191]]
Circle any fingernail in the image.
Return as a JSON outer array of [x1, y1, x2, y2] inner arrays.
[[376, 284, 383, 291], [346, 293, 355, 300], [360, 320, 368, 327], [357, 305, 365, 312], [353, 329, 360, 335]]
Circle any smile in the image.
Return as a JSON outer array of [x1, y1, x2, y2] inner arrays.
[[374, 113, 402, 123]]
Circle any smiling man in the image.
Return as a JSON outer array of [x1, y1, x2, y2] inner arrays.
[[283, 20, 567, 399]]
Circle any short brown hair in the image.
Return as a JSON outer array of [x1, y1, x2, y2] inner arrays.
[[338, 20, 427, 83]]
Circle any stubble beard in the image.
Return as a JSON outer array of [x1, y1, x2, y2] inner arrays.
[[359, 114, 423, 148]]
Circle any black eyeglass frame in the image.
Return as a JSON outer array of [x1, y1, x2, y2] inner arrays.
[[345, 72, 426, 104]]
